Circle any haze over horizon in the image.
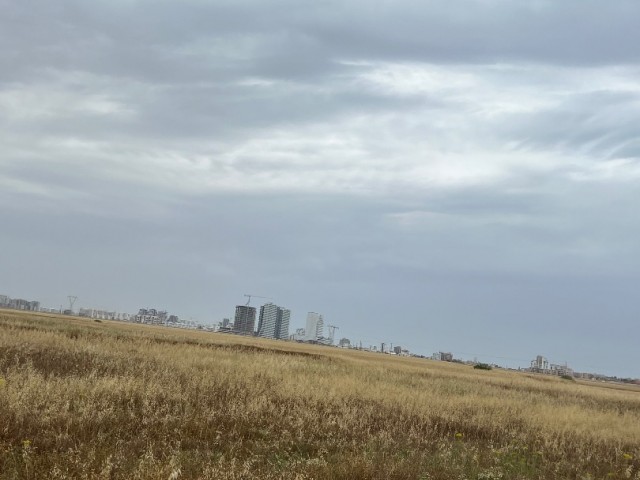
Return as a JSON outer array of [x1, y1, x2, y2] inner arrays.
[[2, 0, 640, 378]]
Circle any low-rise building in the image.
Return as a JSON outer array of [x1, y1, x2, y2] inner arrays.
[[433, 352, 453, 362], [1, 295, 40, 311], [78, 308, 117, 320], [527, 354, 573, 377], [134, 308, 169, 324]]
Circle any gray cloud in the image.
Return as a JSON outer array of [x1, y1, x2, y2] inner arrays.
[[2, 0, 640, 377]]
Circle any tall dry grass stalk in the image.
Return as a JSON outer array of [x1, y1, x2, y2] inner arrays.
[[1, 310, 639, 479]]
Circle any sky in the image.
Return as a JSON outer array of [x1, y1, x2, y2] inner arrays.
[[1, 0, 640, 377]]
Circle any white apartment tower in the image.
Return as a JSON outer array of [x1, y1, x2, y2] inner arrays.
[[277, 308, 290, 340], [257, 303, 291, 340], [305, 312, 324, 341]]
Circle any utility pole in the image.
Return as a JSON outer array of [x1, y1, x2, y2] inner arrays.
[[67, 296, 77, 314]]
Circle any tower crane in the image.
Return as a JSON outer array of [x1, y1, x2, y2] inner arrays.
[[243, 294, 271, 306], [327, 324, 339, 345]]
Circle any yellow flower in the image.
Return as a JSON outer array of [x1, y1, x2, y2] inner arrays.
[[623, 453, 633, 461], [454, 432, 464, 440], [0, 377, 6, 388], [22, 440, 31, 449]]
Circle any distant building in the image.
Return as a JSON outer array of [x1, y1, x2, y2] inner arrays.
[[216, 318, 232, 332], [39, 308, 60, 313], [305, 312, 324, 341], [134, 308, 168, 324], [433, 352, 453, 362], [549, 363, 574, 377], [528, 354, 573, 377], [257, 303, 291, 340], [291, 328, 306, 341], [530, 355, 549, 372], [277, 309, 290, 340], [233, 305, 256, 335], [393, 345, 402, 355], [1, 295, 40, 311], [78, 308, 116, 320]]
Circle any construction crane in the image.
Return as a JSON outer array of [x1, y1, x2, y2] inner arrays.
[[243, 294, 270, 306], [327, 325, 339, 345]]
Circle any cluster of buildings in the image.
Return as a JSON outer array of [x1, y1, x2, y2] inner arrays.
[[2, 291, 638, 382], [79, 308, 133, 321], [432, 351, 454, 362], [0, 293, 206, 331], [335, 340, 409, 355], [218, 303, 340, 345], [129, 308, 211, 330], [77, 307, 182, 326], [220, 303, 291, 339], [133, 308, 178, 325], [527, 355, 574, 377], [221, 303, 318, 342], [524, 355, 640, 383], [0, 294, 40, 312]]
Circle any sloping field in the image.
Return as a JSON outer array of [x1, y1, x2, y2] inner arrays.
[[1, 310, 639, 479]]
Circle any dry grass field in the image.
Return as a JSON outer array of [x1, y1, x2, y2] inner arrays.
[[1, 310, 639, 479]]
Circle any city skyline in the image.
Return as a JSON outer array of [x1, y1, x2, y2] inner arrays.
[[1, 289, 636, 380], [2, 291, 635, 384]]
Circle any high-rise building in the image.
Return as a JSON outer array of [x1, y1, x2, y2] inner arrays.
[[233, 305, 256, 335], [305, 312, 324, 341], [257, 303, 291, 340], [277, 308, 290, 340]]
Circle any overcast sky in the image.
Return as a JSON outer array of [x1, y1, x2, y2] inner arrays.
[[2, 0, 640, 377]]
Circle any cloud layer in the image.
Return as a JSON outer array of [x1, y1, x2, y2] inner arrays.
[[2, 0, 640, 376]]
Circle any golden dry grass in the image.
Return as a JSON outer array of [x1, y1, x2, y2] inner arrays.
[[1, 309, 639, 479]]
